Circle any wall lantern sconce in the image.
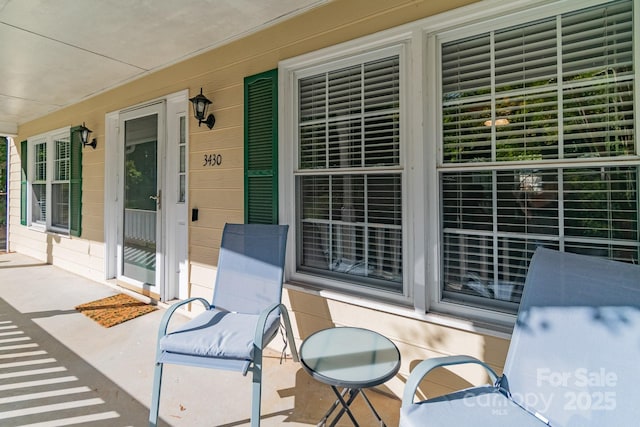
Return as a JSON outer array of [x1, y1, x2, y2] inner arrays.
[[189, 88, 216, 129], [78, 122, 97, 149]]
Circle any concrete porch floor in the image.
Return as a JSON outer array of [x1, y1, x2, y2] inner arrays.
[[0, 252, 401, 426]]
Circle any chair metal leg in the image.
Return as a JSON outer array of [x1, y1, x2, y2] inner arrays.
[[149, 361, 164, 427], [251, 351, 262, 427], [280, 307, 299, 362]]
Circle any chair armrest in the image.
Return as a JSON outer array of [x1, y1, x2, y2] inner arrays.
[[156, 297, 210, 341], [254, 302, 284, 349], [402, 355, 500, 407], [254, 303, 299, 362]]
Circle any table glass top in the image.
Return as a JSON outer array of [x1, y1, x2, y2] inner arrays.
[[300, 327, 400, 388]]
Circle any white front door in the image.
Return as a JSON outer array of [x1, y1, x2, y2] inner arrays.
[[105, 91, 188, 302], [117, 103, 165, 296]]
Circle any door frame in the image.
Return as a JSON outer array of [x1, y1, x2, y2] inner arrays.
[[105, 90, 189, 301], [117, 102, 165, 296]]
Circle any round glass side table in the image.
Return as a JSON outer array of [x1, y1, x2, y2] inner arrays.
[[300, 327, 401, 426]]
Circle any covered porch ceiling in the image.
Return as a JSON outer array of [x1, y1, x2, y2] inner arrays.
[[0, 0, 328, 136]]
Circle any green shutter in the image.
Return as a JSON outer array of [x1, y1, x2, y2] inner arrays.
[[244, 69, 278, 224], [69, 127, 83, 236], [20, 140, 27, 225]]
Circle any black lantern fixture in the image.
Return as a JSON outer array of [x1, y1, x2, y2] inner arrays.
[[189, 88, 216, 129], [78, 122, 97, 149]]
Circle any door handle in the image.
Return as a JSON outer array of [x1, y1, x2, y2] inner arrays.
[[149, 190, 161, 209]]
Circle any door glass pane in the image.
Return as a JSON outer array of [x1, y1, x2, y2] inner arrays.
[[179, 146, 185, 174], [179, 174, 186, 203], [178, 116, 186, 203], [123, 115, 158, 285]]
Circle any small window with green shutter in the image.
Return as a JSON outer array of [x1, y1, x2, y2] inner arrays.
[[22, 127, 82, 236], [244, 69, 278, 224]]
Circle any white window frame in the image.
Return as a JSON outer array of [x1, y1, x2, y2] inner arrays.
[[279, 0, 638, 328], [26, 127, 72, 235], [280, 34, 417, 306], [427, 0, 639, 325]]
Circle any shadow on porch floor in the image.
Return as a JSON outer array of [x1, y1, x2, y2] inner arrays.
[[0, 252, 401, 426]]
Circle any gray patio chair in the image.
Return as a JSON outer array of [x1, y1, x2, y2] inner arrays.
[[401, 247, 640, 426], [149, 223, 298, 427]]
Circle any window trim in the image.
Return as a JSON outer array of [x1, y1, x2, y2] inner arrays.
[[25, 126, 73, 235], [280, 38, 414, 305], [427, 0, 639, 325]]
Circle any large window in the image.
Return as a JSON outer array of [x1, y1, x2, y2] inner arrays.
[[439, 0, 638, 313], [23, 127, 82, 235], [280, 0, 638, 321], [292, 50, 404, 296]]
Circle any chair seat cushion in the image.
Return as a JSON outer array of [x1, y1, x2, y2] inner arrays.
[[160, 309, 280, 360], [400, 386, 549, 427]]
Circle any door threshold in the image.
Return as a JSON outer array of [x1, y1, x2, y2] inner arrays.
[[116, 280, 160, 301]]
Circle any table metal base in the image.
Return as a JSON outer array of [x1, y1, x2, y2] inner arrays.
[[317, 385, 386, 427]]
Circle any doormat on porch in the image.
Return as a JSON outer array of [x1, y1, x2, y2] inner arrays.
[[75, 293, 157, 328]]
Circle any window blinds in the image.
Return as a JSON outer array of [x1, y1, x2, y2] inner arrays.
[[297, 54, 403, 291], [299, 56, 401, 169], [52, 136, 70, 229], [440, 0, 637, 312], [441, 0, 634, 163], [32, 142, 47, 224]]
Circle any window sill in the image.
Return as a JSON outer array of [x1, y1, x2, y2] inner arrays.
[[27, 225, 71, 239], [284, 281, 514, 340]]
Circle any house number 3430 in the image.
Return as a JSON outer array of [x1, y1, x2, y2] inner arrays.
[[203, 154, 222, 167]]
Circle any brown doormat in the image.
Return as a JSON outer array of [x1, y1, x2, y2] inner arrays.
[[75, 293, 158, 328]]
